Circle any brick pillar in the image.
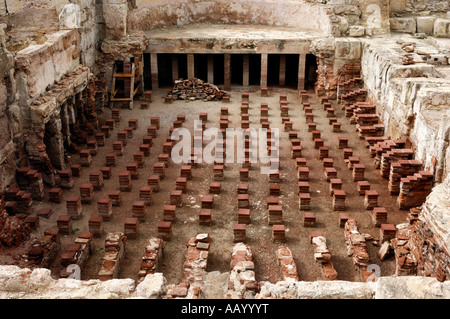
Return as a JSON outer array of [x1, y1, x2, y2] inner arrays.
[[150, 53, 158, 89], [45, 118, 65, 170], [243, 54, 250, 87], [172, 54, 178, 82], [298, 53, 306, 91], [60, 102, 71, 145], [224, 53, 231, 91], [279, 54, 286, 87], [207, 55, 214, 84], [187, 53, 195, 80], [260, 53, 268, 89]]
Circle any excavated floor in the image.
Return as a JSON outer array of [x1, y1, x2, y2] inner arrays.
[[21, 87, 409, 284]]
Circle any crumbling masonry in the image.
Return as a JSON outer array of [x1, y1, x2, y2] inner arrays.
[[0, 0, 449, 299]]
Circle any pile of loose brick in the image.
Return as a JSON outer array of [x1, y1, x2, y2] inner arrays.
[[310, 232, 338, 281], [26, 227, 60, 268], [410, 216, 450, 281], [167, 78, 229, 102], [344, 218, 371, 281], [388, 206, 449, 281], [165, 233, 210, 299], [390, 223, 418, 276], [60, 232, 93, 278]]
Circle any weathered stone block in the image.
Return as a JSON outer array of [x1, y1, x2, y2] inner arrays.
[[335, 38, 362, 60], [103, 1, 128, 39], [59, 3, 82, 29], [390, 17, 417, 34], [349, 25, 365, 37], [416, 16, 436, 35], [433, 18, 450, 37]]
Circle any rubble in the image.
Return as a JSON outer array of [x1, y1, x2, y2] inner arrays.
[[344, 219, 371, 281], [167, 78, 229, 102], [60, 232, 93, 278], [98, 232, 126, 281], [377, 241, 391, 261], [26, 228, 60, 268], [276, 246, 299, 282], [138, 237, 166, 283], [166, 233, 210, 299], [0, 209, 31, 247]]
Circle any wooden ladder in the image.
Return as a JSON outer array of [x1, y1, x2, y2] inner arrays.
[[109, 57, 144, 110]]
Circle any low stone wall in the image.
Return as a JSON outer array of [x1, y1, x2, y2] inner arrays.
[[0, 265, 449, 299], [361, 38, 450, 282], [14, 29, 81, 102]]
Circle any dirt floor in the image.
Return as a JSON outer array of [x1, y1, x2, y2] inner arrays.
[[3, 86, 409, 285]]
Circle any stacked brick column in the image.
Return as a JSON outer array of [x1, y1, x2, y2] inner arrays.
[[397, 171, 434, 209]]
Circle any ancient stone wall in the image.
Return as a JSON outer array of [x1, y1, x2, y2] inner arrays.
[[306, 0, 391, 36], [0, 1, 102, 187], [389, 0, 450, 36], [0, 265, 449, 299], [60, 0, 104, 70], [1, 0, 101, 68], [360, 35, 450, 282], [310, 37, 362, 99], [10, 30, 83, 180], [391, 0, 450, 15], [14, 29, 81, 101], [415, 174, 450, 280]]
